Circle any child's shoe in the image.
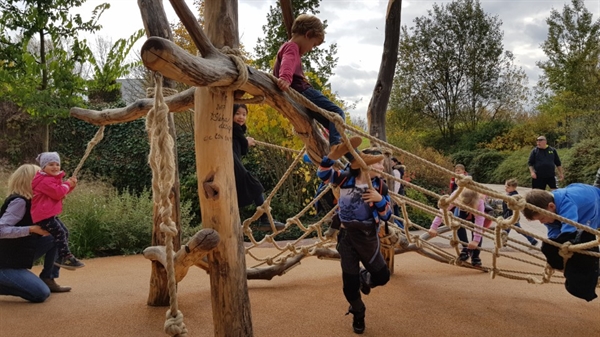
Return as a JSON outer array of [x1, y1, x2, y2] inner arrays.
[[359, 268, 371, 295], [328, 136, 363, 161], [54, 255, 85, 270], [471, 257, 482, 268], [458, 251, 469, 262], [350, 152, 385, 170], [346, 306, 365, 334]]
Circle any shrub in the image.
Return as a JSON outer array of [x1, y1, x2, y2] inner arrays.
[[454, 120, 513, 152], [469, 150, 508, 183], [403, 188, 435, 229], [562, 137, 599, 185], [491, 147, 532, 187], [61, 179, 195, 258]]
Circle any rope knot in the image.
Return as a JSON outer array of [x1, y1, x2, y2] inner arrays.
[[559, 241, 574, 260], [456, 175, 473, 187], [164, 309, 188, 336], [508, 194, 527, 212], [438, 195, 451, 210]]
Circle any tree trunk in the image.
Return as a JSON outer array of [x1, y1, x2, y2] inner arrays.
[[280, 0, 294, 39], [367, 0, 402, 143], [137, 0, 182, 307], [199, 0, 253, 335]]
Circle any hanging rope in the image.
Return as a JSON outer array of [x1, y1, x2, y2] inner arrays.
[[145, 72, 188, 337], [71, 126, 105, 177]]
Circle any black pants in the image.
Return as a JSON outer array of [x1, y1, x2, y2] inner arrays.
[[457, 227, 482, 260], [38, 217, 71, 258], [532, 176, 557, 190], [337, 226, 390, 311]]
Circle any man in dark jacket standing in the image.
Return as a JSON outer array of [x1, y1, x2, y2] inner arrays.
[[528, 135, 564, 190]]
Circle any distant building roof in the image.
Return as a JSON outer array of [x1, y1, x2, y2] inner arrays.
[[117, 78, 146, 104]]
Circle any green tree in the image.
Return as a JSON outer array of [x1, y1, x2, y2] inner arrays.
[[535, 0, 600, 146], [252, 0, 338, 91], [389, 0, 528, 144], [85, 30, 145, 104], [537, 0, 600, 97], [0, 0, 109, 151]]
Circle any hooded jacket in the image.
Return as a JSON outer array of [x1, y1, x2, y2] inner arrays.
[[31, 171, 74, 223]]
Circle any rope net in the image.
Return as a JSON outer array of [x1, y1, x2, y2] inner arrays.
[[230, 62, 600, 288], [242, 133, 600, 287]]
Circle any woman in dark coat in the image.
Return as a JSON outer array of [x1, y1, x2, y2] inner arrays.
[[0, 164, 71, 303], [232, 104, 283, 229]]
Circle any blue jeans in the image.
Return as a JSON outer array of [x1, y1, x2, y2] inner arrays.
[[0, 235, 60, 303], [300, 88, 345, 147]]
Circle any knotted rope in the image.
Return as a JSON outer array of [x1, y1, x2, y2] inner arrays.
[[146, 73, 188, 337], [215, 46, 265, 104]]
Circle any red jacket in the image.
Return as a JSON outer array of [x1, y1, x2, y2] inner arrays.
[[31, 171, 74, 223]]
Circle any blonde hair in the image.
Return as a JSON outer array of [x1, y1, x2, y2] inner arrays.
[[505, 178, 518, 188], [459, 189, 480, 209], [292, 14, 325, 43], [7, 164, 40, 199], [455, 164, 465, 171]]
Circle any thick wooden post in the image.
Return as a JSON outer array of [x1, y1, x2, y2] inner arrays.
[[195, 89, 252, 336], [138, 0, 183, 306], [196, 1, 253, 335]]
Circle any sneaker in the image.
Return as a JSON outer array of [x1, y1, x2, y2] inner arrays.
[[458, 252, 469, 262], [54, 256, 85, 270], [41, 278, 71, 293], [346, 306, 366, 334], [359, 268, 371, 295], [328, 136, 363, 161], [471, 258, 482, 268], [350, 153, 385, 170]]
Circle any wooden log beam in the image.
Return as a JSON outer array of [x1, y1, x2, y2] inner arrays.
[[143, 228, 220, 282], [71, 39, 329, 161], [246, 254, 305, 280], [140, 37, 328, 162], [279, 0, 294, 39], [70, 87, 195, 125], [168, 0, 218, 56]]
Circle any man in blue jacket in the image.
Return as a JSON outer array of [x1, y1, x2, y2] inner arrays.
[[523, 184, 600, 301]]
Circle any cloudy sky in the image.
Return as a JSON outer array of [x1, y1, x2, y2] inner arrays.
[[74, 0, 600, 120]]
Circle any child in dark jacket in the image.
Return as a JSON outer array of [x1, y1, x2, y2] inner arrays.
[[232, 104, 284, 230], [318, 148, 392, 335], [502, 179, 538, 246]]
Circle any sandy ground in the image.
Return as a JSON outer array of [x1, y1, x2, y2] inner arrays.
[[1, 184, 598, 336], [1, 250, 598, 337]]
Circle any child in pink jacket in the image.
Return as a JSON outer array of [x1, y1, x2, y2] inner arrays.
[[428, 189, 485, 267], [31, 152, 84, 270]]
